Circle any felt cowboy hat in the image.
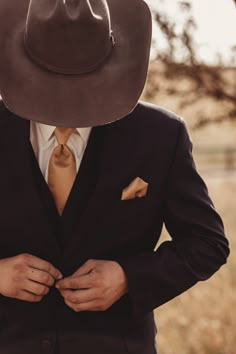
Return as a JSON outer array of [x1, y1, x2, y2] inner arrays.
[[0, 0, 152, 127]]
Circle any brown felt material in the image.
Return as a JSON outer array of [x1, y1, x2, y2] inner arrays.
[[0, 0, 152, 127]]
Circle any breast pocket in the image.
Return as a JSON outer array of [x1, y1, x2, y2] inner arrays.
[[81, 185, 163, 250], [117, 194, 157, 230], [120, 194, 149, 208]]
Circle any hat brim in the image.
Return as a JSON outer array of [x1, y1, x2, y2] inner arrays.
[[0, 0, 152, 127]]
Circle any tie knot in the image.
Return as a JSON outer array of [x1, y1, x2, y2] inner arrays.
[[54, 127, 75, 145]]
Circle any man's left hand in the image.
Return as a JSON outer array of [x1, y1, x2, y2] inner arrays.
[[56, 260, 128, 312]]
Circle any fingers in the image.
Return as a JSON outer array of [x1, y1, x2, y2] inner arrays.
[[59, 287, 107, 312], [21, 254, 62, 280], [56, 271, 96, 290], [0, 254, 63, 302], [64, 299, 106, 312], [59, 289, 96, 304], [24, 280, 50, 297], [17, 290, 44, 303], [57, 260, 128, 313], [27, 268, 55, 287], [56, 260, 99, 290]]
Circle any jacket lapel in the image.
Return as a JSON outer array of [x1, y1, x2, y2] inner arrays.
[[0, 113, 61, 261], [9, 112, 107, 242]]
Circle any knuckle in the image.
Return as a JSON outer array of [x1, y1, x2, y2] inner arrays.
[[51, 268, 59, 277], [86, 259, 95, 266], [35, 288, 43, 296], [54, 270, 61, 279], [13, 263, 25, 273], [52, 267, 59, 275], [89, 269, 97, 279], [74, 305, 81, 312], [10, 289, 18, 298], [41, 273, 51, 284], [27, 295, 35, 302], [41, 286, 49, 295], [32, 296, 43, 302], [19, 253, 31, 263], [44, 263, 52, 273], [17, 294, 27, 301], [99, 304, 108, 311], [48, 278, 55, 286]]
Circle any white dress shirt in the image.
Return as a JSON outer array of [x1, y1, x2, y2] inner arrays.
[[30, 121, 92, 182]]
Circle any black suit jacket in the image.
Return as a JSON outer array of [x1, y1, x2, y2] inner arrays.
[[0, 100, 229, 354]]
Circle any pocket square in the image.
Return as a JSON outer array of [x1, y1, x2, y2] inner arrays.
[[121, 177, 149, 201]]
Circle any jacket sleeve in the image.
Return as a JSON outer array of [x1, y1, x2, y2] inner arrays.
[[117, 119, 230, 316]]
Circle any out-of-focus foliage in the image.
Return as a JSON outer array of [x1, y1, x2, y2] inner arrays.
[[147, 0, 236, 127], [148, 5, 236, 354]]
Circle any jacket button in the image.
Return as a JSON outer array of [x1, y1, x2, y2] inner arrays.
[[41, 338, 53, 352]]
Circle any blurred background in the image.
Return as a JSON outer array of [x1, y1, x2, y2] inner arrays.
[[143, 1, 236, 353]]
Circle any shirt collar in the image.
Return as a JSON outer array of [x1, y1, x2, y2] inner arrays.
[[77, 127, 92, 144], [36, 122, 92, 145]]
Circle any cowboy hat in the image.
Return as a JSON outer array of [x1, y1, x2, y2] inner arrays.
[[0, 0, 152, 127]]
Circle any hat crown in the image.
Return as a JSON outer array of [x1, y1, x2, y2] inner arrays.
[[25, 0, 113, 74]]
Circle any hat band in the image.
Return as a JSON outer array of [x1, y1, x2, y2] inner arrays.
[[24, 33, 115, 76]]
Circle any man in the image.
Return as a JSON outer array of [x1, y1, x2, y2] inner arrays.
[[0, 0, 229, 353]]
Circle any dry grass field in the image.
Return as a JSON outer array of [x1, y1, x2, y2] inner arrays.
[[155, 173, 236, 354], [143, 62, 236, 354]]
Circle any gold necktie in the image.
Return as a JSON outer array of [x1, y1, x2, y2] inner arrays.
[[48, 127, 76, 215]]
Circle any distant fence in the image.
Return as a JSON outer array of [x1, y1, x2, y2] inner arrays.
[[193, 146, 236, 172]]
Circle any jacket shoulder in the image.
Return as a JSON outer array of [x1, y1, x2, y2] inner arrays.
[[119, 101, 186, 141], [134, 101, 184, 128]]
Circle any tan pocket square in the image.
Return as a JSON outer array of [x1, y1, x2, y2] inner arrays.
[[121, 177, 149, 201]]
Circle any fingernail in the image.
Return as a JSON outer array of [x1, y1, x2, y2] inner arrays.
[[57, 273, 63, 280]]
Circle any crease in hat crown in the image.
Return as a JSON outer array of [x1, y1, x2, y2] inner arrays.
[[24, 0, 115, 75]]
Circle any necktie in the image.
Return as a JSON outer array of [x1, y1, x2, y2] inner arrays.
[[48, 127, 76, 215]]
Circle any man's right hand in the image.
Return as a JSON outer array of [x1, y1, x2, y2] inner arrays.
[[0, 254, 62, 302]]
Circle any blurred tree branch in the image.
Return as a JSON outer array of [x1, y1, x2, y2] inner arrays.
[[147, 0, 236, 128]]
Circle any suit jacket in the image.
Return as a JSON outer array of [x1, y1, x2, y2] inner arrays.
[[0, 100, 229, 354]]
